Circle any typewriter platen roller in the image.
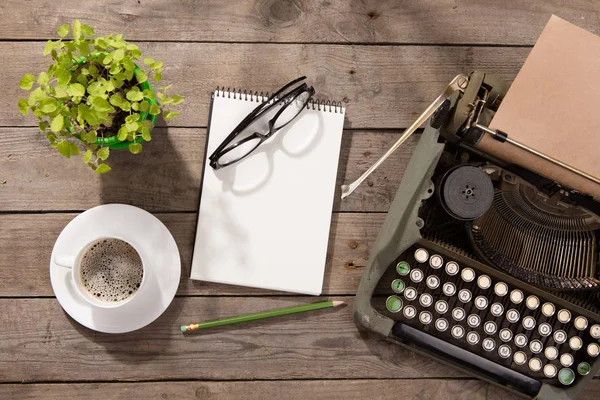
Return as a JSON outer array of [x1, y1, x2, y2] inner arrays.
[[354, 71, 600, 399]]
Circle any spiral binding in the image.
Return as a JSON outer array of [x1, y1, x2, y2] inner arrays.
[[214, 87, 344, 113]]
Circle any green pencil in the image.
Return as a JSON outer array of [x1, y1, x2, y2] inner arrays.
[[180, 300, 345, 333]]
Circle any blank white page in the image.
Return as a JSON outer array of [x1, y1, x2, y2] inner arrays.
[[191, 90, 345, 295]]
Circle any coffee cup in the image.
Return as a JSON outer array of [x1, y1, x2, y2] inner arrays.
[[53, 236, 147, 308]]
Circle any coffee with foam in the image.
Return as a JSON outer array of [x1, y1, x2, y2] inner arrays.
[[79, 238, 143, 303]]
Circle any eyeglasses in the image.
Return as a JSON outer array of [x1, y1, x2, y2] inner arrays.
[[209, 76, 315, 170]]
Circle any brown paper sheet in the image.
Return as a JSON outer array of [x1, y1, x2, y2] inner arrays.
[[483, 15, 600, 199]]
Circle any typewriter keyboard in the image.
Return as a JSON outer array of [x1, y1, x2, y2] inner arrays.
[[376, 244, 600, 388]]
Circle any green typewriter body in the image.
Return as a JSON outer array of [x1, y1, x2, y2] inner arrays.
[[354, 71, 600, 399]]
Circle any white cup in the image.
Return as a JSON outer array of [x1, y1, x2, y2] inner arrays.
[[53, 236, 147, 308]]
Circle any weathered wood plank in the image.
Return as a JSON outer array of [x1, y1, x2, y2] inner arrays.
[[0, 213, 383, 297], [3, 42, 528, 128], [0, 128, 416, 212], [0, 297, 467, 381], [0, 0, 598, 45]]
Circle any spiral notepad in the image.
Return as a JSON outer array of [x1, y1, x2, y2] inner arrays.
[[190, 88, 345, 295]]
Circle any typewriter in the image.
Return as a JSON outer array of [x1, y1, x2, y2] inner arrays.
[[353, 71, 600, 399]]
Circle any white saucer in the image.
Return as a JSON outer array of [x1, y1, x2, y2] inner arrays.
[[50, 204, 181, 333]]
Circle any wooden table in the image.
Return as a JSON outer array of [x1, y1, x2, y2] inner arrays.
[[1, 1, 599, 398]]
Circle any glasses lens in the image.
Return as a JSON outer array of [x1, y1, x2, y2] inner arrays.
[[273, 91, 311, 130], [217, 135, 262, 165]]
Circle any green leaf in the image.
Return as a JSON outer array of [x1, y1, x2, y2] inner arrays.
[[128, 143, 142, 154], [69, 143, 80, 156], [109, 94, 123, 106], [88, 65, 99, 75], [153, 72, 162, 82], [90, 96, 115, 112], [54, 85, 69, 98], [125, 121, 139, 132], [125, 114, 140, 124], [46, 132, 57, 145], [150, 61, 163, 70], [139, 100, 149, 112], [67, 83, 85, 97], [38, 98, 59, 113], [158, 84, 172, 91], [78, 104, 100, 125], [54, 67, 71, 85], [81, 24, 95, 36], [19, 74, 35, 90], [131, 49, 142, 59], [117, 126, 128, 141], [142, 89, 155, 100], [149, 104, 160, 116], [82, 129, 97, 143], [18, 98, 28, 115], [143, 57, 154, 65], [96, 163, 111, 174], [28, 87, 45, 105], [37, 72, 49, 86], [97, 146, 110, 160], [76, 40, 89, 56], [113, 48, 125, 61], [135, 70, 148, 83], [87, 81, 105, 96], [171, 94, 184, 105], [131, 101, 139, 111], [163, 110, 180, 120], [50, 115, 64, 132], [119, 100, 131, 112], [73, 20, 82, 41], [77, 74, 88, 86], [102, 53, 113, 65], [39, 121, 49, 131], [83, 149, 93, 163], [57, 24, 70, 37], [122, 57, 135, 71], [43, 40, 56, 56], [57, 140, 72, 158], [126, 88, 144, 101], [141, 126, 151, 141]]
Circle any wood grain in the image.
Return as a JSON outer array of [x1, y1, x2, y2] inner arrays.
[[0, 213, 383, 297], [0, 297, 467, 382], [0, 0, 598, 45], [0, 128, 418, 213], [3, 42, 528, 128]]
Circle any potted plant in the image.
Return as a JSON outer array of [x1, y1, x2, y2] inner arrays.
[[18, 20, 184, 173]]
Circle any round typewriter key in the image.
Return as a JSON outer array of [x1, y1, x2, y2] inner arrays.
[[514, 351, 527, 366], [467, 314, 481, 328], [484, 321, 497, 335], [404, 287, 418, 301], [554, 330, 567, 344], [509, 289, 524, 304], [426, 275, 440, 290], [452, 307, 466, 321], [445, 261, 459, 276], [498, 344, 512, 359], [541, 302, 555, 317], [506, 309, 520, 323], [526, 295, 540, 310], [429, 254, 443, 269], [494, 282, 508, 297], [545, 346, 558, 361], [490, 302, 504, 317], [461, 267, 475, 283], [403, 305, 417, 319], [538, 322, 552, 337], [414, 248, 429, 263], [458, 289, 472, 303], [435, 300, 449, 314], [391, 279, 405, 294], [543, 364, 557, 378], [499, 328, 513, 343], [557, 309, 571, 324], [466, 331, 480, 345], [419, 311, 433, 325], [558, 368, 575, 386], [410, 268, 424, 283], [560, 353, 574, 367], [482, 338, 496, 352], [574, 316, 588, 331], [529, 357, 542, 372], [477, 275, 491, 290], [530, 339, 543, 354], [577, 362, 591, 376], [419, 293, 434, 308], [435, 318, 449, 332], [569, 336, 583, 351], [396, 261, 410, 276], [474, 296, 488, 310], [590, 324, 600, 339], [451, 325, 465, 339], [522, 316, 536, 330], [515, 333, 528, 348], [442, 282, 456, 297], [386, 296, 403, 313], [587, 342, 600, 357]]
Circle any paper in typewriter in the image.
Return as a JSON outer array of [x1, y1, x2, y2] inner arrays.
[[485, 15, 600, 198]]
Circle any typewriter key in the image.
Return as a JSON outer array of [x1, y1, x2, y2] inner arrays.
[[451, 325, 465, 339], [419, 293, 433, 308], [530, 340, 543, 354], [482, 338, 496, 352], [574, 316, 588, 330], [435, 300, 449, 314], [452, 307, 466, 321], [386, 296, 403, 313], [528, 357, 542, 372], [490, 302, 504, 317], [410, 269, 424, 283], [477, 275, 491, 290], [587, 342, 599, 357], [560, 353, 574, 367], [558, 368, 575, 386], [506, 309, 520, 323], [569, 336, 583, 351], [557, 309, 571, 324], [554, 330, 567, 344], [419, 311, 433, 325], [509, 289, 524, 304], [403, 305, 417, 319], [522, 316, 536, 330], [461, 267, 475, 283], [474, 296, 488, 310], [590, 324, 600, 339], [494, 282, 508, 297], [538, 322, 552, 337], [466, 331, 480, 345], [526, 295, 540, 310], [514, 351, 527, 366], [499, 328, 513, 342], [429, 254, 443, 269], [435, 318, 449, 332], [414, 248, 429, 263], [467, 314, 481, 328], [541, 302, 555, 317], [458, 289, 472, 303], [426, 275, 440, 290], [498, 344, 512, 359], [442, 282, 457, 297], [484, 321, 497, 335], [404, 287, 418, 301], [445, 261, 459, 276], [545, 346, 558, 361], [515, 333, 528, 348], [577, 362, 591, 376], [391, 279, 405, 294], [543, 364, 557, 378], [396, 261, 410, 276]]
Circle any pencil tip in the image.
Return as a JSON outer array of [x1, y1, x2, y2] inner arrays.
[[332, 301, 346, 307]]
